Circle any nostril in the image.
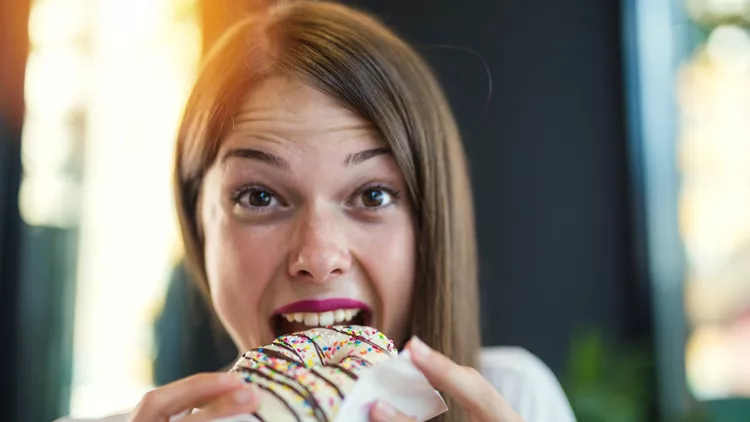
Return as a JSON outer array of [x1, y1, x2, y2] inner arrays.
[[294, 268, 344, 281]]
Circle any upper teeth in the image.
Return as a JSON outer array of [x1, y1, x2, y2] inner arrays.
[[282, 309, 362, 326]]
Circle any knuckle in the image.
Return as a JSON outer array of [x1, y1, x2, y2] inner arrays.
[[461, 365, 482, 379], [137, 390, 163, 413]]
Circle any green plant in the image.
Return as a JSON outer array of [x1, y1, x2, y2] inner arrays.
[[563, 330, 655, 422], [562, 330, 717, 422]]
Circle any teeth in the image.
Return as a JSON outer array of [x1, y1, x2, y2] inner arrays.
[[303, 313, 319, 326], [319, 311, 334, 326], [333, 309, 345, 323], [281, 309, 363, 327]]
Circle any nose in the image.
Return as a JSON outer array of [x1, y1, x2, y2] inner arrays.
[[287, 205, 352, 284]]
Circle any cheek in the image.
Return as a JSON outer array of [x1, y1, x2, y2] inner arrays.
[[202, 207, 286, 345], [354, 221, 416, 329]]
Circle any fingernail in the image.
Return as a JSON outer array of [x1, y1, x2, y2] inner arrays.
[[374, 400, 397, 418], [409, 336, 431, 358], [224, 372, 246, 385], [233, 386, 256, 403]]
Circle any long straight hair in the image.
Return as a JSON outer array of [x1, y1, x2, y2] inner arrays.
[[174, 2, 479, 421]]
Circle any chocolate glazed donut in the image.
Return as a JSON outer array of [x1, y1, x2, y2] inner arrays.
[[230, 325, 397, 422]]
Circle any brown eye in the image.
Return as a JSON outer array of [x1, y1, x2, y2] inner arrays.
[[361, 188, 392, 208], [247, 190, 272, 207], [234, 186, 279, 210]]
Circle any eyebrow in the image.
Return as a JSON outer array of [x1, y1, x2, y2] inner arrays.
[[221, 146, 391, 168], [344, 147, 391, 166], [221, 148, 291, 169]]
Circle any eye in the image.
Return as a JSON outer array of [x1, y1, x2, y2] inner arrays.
[[248, 190, 272, 207], [362, 189, 388, 207], [233, 185, 280, 210], [355, 185, 400, 209]]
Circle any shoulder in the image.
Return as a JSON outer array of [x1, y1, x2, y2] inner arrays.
[[479, 346, 577, 422]]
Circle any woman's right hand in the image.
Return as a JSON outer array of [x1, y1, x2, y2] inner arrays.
[[128, 373, 260, 422]]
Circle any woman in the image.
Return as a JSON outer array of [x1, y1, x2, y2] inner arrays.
[[60, 1, 575, 421]]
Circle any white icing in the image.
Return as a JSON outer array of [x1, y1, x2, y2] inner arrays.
[[230, 325, 396, 421]]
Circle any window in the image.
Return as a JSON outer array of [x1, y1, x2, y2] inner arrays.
[[21, 0, 201, 416], [679, 1, 750, 400]]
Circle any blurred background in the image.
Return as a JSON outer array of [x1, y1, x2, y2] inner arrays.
[[1, 0, 750, 421]]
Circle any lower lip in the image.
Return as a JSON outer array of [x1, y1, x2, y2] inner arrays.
[[273, 298, 371, 315]]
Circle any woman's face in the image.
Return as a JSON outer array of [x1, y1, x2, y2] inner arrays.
[[200, 76, 416, 352]]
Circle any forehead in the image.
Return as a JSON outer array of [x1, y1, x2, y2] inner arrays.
[[219, 75, 383, 154]]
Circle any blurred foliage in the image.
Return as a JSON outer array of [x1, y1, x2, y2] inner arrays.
[[562, 330, 713, 422], [563, 330, 654, 422]]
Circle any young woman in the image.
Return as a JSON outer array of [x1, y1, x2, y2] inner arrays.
[[60, 1, 575, 421]]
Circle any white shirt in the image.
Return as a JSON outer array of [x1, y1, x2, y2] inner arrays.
[[56, 347, 577, 422], [479, 347, 576, 422]]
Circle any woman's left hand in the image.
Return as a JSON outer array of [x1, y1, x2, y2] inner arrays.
[[368, 337, 524, 422]]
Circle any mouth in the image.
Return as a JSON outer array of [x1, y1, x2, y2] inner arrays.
[[270, 298, 373, 338]]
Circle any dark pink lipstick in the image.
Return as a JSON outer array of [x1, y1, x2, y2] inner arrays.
[[273, 298, 370, 315]]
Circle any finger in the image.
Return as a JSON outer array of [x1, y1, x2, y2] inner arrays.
[[369, 400, 416, 422], [130, 373, 246, 421], [181, 384, 260, 422], [407, 337, 516, 418]]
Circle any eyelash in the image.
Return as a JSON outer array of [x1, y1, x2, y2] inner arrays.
[[356, 183, 402, 206], [230, 183, 402, 212], [231, 184, 283, 212]]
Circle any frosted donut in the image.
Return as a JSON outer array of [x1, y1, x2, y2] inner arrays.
[[229, 325, 396, 422]]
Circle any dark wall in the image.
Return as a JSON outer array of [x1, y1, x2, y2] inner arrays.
[[0, 0, 30, 417], [0, 108, 22, 422], [345, 0, 644, 374]]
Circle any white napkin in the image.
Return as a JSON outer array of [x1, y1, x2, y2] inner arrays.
[[211, 349, 448, 422], [333, 349, 448, 421]]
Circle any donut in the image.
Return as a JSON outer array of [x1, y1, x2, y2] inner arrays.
[[229, 325, 397, 422]]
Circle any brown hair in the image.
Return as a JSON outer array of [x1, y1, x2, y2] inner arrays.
[[174, 2, 479, 420]]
